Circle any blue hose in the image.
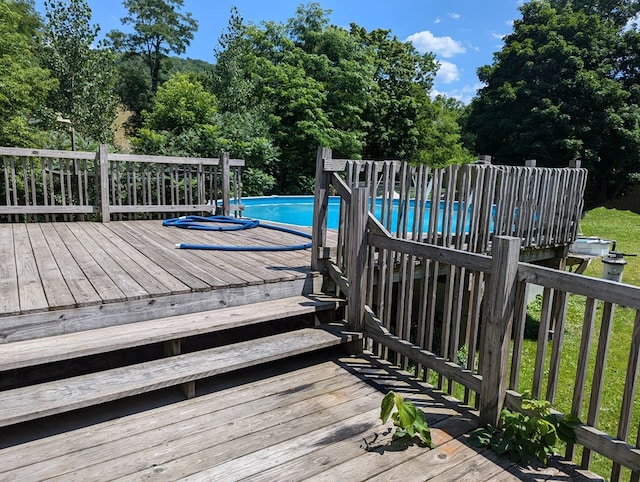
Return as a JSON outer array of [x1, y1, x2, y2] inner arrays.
[[162, 215, 312, 251]]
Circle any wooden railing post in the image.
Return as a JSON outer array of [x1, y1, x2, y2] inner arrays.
[[312, 146, 331, 272], [99, 144, 110, 223], [221, 152, 230, 216], [479, 236, 521, 426], [346, 186, 368, 354]]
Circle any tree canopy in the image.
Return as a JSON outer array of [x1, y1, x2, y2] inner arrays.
[[0, 0, 55, 146], [108, 0, 198, 95], [39, 0, 118, 145], [207, 3, 471, 193], [467, 0, 640, 204]]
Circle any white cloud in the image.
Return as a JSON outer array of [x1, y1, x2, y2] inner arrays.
[[435, 60, 460, 84], [432, 83, 483, 105], [447, 13, 461, 20], [434, 16, 442, 24], [406, 30, 466, 58]]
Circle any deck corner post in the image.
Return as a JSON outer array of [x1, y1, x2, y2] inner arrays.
[[345, 186, 368, 354], [98, 144, 110, 223], [479, 235, 521, 426], [221, 152, 231, 216], [312, 146, 332, 272]]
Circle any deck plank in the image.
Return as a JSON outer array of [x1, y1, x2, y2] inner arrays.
[[38, 223, 101, 307], [0, 326, 357, 427], [97, 223, 191, 295], [138, 221, 280, 286], [2, 361, 362, 481], [106, 221, 227, 289], [1, 220, 329, 317], [0, 295, 344, 371], [25, 224, 76, 309], [0, 353, 602, 481], [64, 223, 149, 300], [0, 224, 20, 314], [52, 223, 127, 303], [12, 224, 48, 313], [0, 357, 345, 473], [80, 223, 178, 297]]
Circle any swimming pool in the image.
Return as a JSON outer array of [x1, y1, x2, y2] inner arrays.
[[230, 195, 474, 233]]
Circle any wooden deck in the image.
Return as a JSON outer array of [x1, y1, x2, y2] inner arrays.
[[0, 220, 323, 342], [0, 350, 602, 481], [0, 219, 605, 480]]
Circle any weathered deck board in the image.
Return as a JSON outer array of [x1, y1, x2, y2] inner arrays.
[[104, 221, 216, 291], [53, 223, 127, 304], [38, 224, 102, 307], [0, 224, 19, 313], [79, 223, 178, 297], [0, 220, 322, 319], [0, 326, 357, 427], [0, 353, 602, 481], [25, 224, 76, 309], [158, 223, 313, 282], [12, 224, 49, 312], [0, 295, 343, 371], [65, 223, 149, 300]]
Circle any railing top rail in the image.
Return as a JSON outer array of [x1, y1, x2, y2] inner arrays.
[[0, 147, 246, 167], [0, 147, 96, 160], [324, 158, 401, 172], [326, 158, 587, 174], [108, 153, 245, 167]]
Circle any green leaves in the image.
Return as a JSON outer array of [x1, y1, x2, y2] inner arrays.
[[380, 391, 433, 447], [0, 1, 55, 146], [39, 0, 118, 143], [467, 0, 640, 205], [470, 394, 581, 466]]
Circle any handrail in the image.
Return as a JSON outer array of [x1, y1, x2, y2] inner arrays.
[[0, 145, 244, 222], [312, 147, 640, 480]]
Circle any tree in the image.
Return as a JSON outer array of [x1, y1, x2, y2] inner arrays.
[[39, 0, 118, 144], [351, 25, 445, 164], [133, 72, 279, 195], [467, 0, 640, 204], [108, 0, 198, 94], [0, 0, 55, 146]]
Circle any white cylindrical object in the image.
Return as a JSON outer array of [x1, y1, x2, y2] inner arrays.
[[602, 256, 627, 282]]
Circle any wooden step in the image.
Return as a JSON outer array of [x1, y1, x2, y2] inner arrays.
[[0, 324, 361, 428], [0, 294, 344, 372]]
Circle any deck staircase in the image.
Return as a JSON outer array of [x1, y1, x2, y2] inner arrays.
[[0, 294, 359, 429]]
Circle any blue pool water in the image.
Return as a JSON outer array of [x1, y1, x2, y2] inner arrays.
[[230, 196, 474, 233]]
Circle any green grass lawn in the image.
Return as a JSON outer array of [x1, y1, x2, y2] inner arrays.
[[520, 207, 640, 480]]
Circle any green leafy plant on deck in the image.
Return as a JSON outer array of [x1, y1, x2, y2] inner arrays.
[[380, 391, 433, 447], [470, 393, 580, 465]]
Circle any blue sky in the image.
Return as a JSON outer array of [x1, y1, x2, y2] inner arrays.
[[34, 0, 525, 103]]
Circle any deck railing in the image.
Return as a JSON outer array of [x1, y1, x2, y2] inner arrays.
[[0, 146, 244, 222], [312, 147, 640, 481]]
